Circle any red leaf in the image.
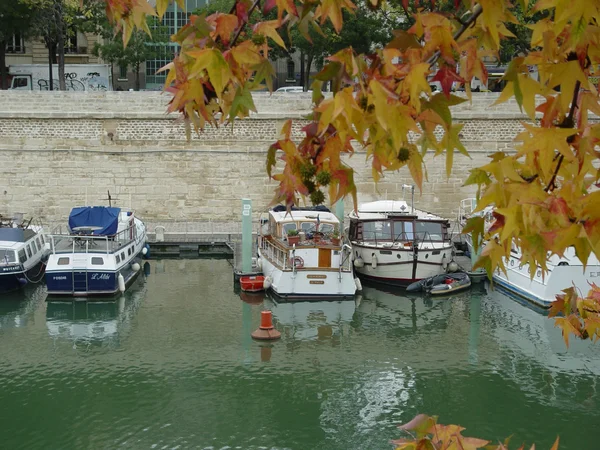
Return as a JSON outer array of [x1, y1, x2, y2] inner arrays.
[[236, 1, 249, 24], [402, 0, 409, 9], [454, 0, 460, 8], [431, 66, 464, 98], [263, 0, 276, 14], [487, 212, 505, 235]]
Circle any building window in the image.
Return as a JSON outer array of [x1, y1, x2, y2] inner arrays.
[[286, 60, 295, 80], [6, 34, 25, 53], [119, 65, 128, 80], [64, 28, 78, 54]]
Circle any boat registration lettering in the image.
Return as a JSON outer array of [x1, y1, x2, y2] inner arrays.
[[307, 274, 327, 279], [590, 272, 600, 277], [309, 280, 325, 284], [91, 273, 111, 280], [53, 276, 67, 280]]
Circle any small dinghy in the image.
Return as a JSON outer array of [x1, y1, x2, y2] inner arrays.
[[240, 275, 266, 292], [406, 272, 471, 295]]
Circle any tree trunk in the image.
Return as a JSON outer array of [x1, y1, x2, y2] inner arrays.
[[57, 31, 66, 90], [135, 63, 140, 91], [300, 50, 305, 88], [304, 54, 313, 91], [0, 42, 7, 90], [48, 43, 54, 91]]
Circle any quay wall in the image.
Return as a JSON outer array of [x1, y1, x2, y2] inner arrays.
[[0, 91, 539, 228]]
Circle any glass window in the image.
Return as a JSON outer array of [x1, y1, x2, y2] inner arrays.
[[286, 60, 295, 80], [18, 249, 27, 263], [414, 222, 443, 240], [128, 247, 132, 256], [91, 257, 104, 265], [31, 240, 38, 253], [26, 245, 32, 258], [119, 65, 128, 80], [14, 77, 29, 88], [0, 250, 17, 264], [301, 222, 315, 233], [282, 223, 297, 235], [121, 252, 125, 260], [6, 33, 24, 53], [319, 223, 334, 234], [362, 221, 392, 241], [57, 257, 70, 265], [36, 237, 41, 249], [116, 254, 121, 263], [404, 222, 414, 240], [64, 27, 78, 54]]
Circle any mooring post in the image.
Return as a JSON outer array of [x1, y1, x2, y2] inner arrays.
[[242, 198, 253, 274], [335, 200, 344, 231]]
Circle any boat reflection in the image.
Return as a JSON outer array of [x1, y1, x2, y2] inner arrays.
[[46, 282, 146, 345], [0, 283, 47, 330], [264, 291, 357, 342]]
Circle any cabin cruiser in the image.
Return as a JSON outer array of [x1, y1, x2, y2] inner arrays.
[[45, 206, 148, 297], [459, 197, 600, 308], [0, 214, 50, 293], [258, 205, 358, 299], [348, 188, 454, 286]]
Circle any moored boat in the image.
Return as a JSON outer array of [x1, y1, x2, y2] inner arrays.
[[258, 205, 358, 299], [240, 275, 266, 292], [406, 272, 471, 295], [45, 206, 148, 297], [0, 214, 50, 294], [459, 197, 600, 308], [348, 187, 455, 287]]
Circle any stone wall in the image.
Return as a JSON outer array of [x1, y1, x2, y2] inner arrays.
[[0, 91, 548, 227]]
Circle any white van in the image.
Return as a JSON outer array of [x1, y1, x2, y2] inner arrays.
[[275, 86, 306, 93]]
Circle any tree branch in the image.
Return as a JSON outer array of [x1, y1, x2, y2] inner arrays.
[[230, 0, 262, 48], [426, 3, 483, 66], [545, 79, 581, 192]]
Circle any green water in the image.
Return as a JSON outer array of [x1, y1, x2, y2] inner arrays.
[[0, 259, 599, 449]]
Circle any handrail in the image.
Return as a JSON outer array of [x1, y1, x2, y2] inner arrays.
[[47, 221, 140, 255]]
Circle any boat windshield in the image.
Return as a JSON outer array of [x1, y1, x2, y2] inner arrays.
[[363, 221, 393, 240], [414, 221, 444, 240], [282, 222, 297, 235], [0, 249, 17, 265]]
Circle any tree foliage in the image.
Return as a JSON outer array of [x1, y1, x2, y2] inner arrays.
[[99, 0, 600, 445], [0, 0, 35, 90]]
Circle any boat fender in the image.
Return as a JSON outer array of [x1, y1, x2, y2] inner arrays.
[[354, 257, 364, 268], [354, 277, 363, 291], [118, 273, 126, 293], [256, 258, 263, 271], [372, 254, 378, 269], [142, 244, 151, 258], [289, 256, 304, 269], [263, 276, 272, 289], [447, 261, 458, 273], [132, 263, 141, 272]]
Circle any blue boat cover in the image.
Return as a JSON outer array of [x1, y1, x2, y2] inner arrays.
[[68, 207, 121, 236]]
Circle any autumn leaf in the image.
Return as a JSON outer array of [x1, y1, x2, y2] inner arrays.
[[430, 66, 465, 98]]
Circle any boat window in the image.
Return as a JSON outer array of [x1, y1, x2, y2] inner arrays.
[[26, 245, 32, 258], [0, 250, 17, 264], [282, 223, 297, 235], [415, 222, 443, 240], [363, 221, 392, 240], [128, 247, 132, 256], [121, 252, 125, 260], [301, 222, 316, 233], [32, 240, 38, 253], [404, 222, 414, 240], [91, 257, 104, 265], [57, 257, 70, 265], [36, 237, 41, 249], [18, 249, 27, 263], [319, 223, 334, 234], [116, 254, 121, 263]]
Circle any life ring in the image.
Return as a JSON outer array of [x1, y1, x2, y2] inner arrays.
[[289, 256, 304, 269]]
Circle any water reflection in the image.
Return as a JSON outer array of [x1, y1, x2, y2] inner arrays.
[[265, 293, 357, 342], [0, 283, 46, 330], [45, 281, 146, 346]]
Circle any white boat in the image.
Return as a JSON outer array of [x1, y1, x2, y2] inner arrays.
[[348, 188, 455, 286], [459, 197, 600, 308], [258, 205, 358, 299], [45, 206, 149, 297], [0, 214, 50, 294]]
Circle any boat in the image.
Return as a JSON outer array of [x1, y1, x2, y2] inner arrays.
[[406, 271, 471, 295], [257, 205, 358, 299], [348, 186, 455, 286], [240, 275, 266, 292], [0, 214, 50, 294], [45, 206, 149, 297], [459, 197, 600, 308]]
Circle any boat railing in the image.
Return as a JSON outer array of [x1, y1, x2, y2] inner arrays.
[[361, 231, 449, 249], [48, 222, 140, 255]]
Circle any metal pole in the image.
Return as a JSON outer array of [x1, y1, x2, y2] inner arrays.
[[242, 198, 252, 273], [335, 199, 344, 232]]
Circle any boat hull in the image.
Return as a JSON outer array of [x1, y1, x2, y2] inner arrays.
[[259, 250, 356, 299], [0, 261, 46, 294], [352, 243, 453, 287]]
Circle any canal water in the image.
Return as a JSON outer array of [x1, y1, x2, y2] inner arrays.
[[0, 259, 599, 450]]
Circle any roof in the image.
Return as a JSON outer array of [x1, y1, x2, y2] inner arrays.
[[350, 200, 447, 221]]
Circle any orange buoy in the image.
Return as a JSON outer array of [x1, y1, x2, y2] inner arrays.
[[251, 310, 281, 340]]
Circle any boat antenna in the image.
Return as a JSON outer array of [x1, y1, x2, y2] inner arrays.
[[402, 184, 415, 213], [101, 190, 119, 207]]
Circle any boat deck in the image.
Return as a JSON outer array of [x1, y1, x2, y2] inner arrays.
[[49, 234, 127, 255]]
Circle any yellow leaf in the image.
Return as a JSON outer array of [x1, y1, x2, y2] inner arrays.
[[253, 20, 286, 49]]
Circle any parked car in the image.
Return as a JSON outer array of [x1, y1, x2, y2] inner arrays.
[[275, 86, 309, 93]]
